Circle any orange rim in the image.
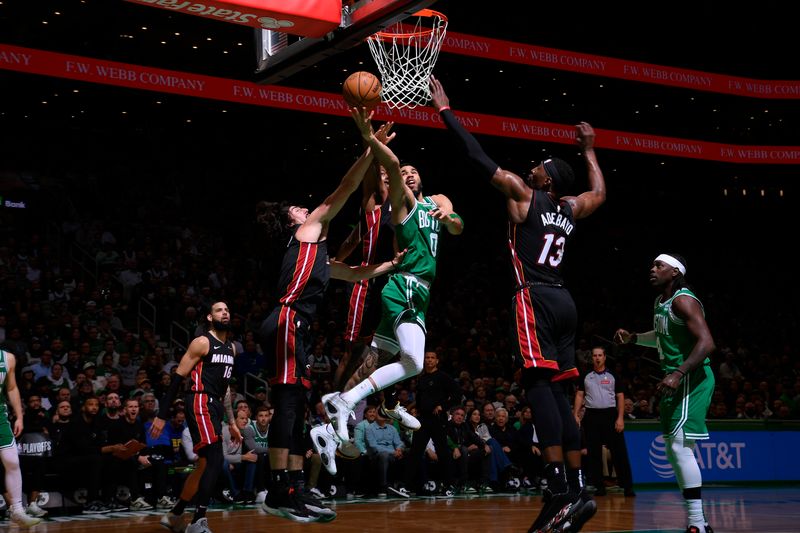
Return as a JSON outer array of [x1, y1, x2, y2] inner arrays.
[[370, 9, 447, 40]]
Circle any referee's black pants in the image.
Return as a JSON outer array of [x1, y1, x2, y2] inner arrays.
[[583, 407, 633, 490]]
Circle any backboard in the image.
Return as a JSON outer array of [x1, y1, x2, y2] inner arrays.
[[253, 0, 438, 84]]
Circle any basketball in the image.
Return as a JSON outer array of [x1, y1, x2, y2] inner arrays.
[[342, 71, 382, 110]]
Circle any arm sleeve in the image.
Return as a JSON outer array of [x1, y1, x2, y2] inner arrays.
[[181, 427, 198, 462], [439, 109, 499, 180], [635, 330, 658, 348]]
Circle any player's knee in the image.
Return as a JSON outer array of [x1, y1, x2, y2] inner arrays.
[[400, 353, 423, 375]]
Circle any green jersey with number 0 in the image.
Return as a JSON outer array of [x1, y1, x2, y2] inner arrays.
[[394, 196, 440, 284]]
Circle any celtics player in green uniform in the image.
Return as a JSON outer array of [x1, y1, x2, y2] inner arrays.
[[615, 253, 716, 533], [322, 106, 464, 451], [0, 347, 43, 527]]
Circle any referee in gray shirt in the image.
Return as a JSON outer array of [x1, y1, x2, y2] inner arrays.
[[573, 346, 635, 497]]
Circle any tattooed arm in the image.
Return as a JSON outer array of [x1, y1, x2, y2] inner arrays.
[[225, 386, 242, 445]]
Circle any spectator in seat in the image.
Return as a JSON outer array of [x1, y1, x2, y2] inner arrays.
[[365, 409, 405, 496], [446, 406, 490, 493], [104, 398, 152, 510], [223, 410, 258, 504], [55, 396, 116, 513], [468, 406, 512, 490]]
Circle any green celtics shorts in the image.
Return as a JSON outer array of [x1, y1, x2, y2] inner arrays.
[[0, 414, 15, 449], [659, 365, 715, 440], [371, 272, 430, 354]]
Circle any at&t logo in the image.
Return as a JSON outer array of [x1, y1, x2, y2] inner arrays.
[[649, 435, 746, 478]]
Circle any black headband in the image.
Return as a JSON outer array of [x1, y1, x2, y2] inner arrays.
[[543, 158, 561, 187]]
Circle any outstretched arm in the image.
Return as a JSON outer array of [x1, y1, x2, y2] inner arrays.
[[350, 107, 412, 222], [330, 249, 405, 282], [430, 76, 529, 202], [296, 144, 378, 242], [562, 122, 606, 219]]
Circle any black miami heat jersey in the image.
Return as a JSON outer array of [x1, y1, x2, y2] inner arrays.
[[277, 235, 329, 321], [357, 200, 394, 266], [508, 190, 575, 287], [344, 201, 395, 341], [189, 332, 234, 399]]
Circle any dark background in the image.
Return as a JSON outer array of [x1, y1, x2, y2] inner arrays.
[[1, 0, 798, 347]]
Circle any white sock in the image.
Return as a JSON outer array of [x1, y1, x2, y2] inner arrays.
[[340, 322, 424, 408], [665, 431, 705, 529], [1, 446, 24, 512], [665, 432, 702, 489], [686, 499, 705, 530]]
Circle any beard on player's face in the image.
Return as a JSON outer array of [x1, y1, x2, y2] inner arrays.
[[212, 319, 232, 331]]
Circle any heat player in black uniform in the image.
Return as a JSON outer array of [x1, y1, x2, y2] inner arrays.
[[431, 77, 606, 533], [255, 121, 404, 523], [150, 301, 240, 533], [334, 161, 397, 391]]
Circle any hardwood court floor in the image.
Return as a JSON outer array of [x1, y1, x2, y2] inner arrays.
[[7, 486, 800, 532]]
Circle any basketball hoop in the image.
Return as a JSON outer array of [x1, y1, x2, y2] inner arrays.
[[366, 9, 447, 109]]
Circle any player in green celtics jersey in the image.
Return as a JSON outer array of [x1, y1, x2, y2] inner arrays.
[[320, 107, 464, 455], [0, 347, 43, 527], [615, 253, 716, 533]]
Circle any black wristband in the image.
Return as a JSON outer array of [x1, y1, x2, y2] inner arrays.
[[674, 368, 687, 377], [158, 373, 185, 420], [630, 333, 638, 345]]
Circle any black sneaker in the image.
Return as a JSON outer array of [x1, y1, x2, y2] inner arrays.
[[262, 489, 319, 523], [686, 526, 713, 533], [558, 490, 596, 533], [82, 500, 111, 514], [527, 491, 576, 533], [296, 491, 336, 522]]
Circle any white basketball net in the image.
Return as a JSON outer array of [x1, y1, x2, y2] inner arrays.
[[367, 10, 447, 109]]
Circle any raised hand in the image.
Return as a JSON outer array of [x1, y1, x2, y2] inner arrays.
[[374, 120, 396, 145], [575, 121, 595, 151], [429, 75, 450, 110], [349, 106, 375, 140]]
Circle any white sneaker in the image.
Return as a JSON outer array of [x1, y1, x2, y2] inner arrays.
[[308, 487, 326, 499], [10, 509, 43, 527], [26, 501, 48, 518], [186, 517, 213, 533], [160, 511, 186, 532], [129, 496, 154, 510], [322, 392, 353, 444], [255, 490, 268, 504], [310, 423, 338, 476], [382, 402, 420, 430], [157, 495, 178, 509]]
